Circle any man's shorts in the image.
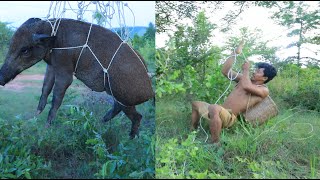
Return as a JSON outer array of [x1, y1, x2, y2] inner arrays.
[[193, 101, 237, 128]]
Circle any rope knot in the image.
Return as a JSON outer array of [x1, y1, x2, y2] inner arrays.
[[103, 68, 108, 73]]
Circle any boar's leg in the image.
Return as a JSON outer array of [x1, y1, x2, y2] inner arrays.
[[37, 65, 55, 114], [102, 100, 122, 122], [46, 72, 73, 127], [122, 106, 142, 139]]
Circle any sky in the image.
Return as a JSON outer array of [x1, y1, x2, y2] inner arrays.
[[156, 1, 319, 63], [0, 1, 155, 29], [0, 1, 318, 63]]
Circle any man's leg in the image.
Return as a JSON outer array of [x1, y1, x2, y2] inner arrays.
[[191, 101, 210, 130], [191, 101, 208, 130], [207, 104, 223, 143], [191, 101, 201, 130]]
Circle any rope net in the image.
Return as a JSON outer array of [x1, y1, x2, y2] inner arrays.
[[42, 1, 135, 42], [38, 1, 148, 107]]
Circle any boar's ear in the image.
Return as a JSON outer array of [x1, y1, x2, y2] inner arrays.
[[22, 18, 42, 26], [32, 34, 56, 48]]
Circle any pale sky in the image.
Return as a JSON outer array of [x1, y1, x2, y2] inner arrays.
[[156, 1, 320, 62], [0, 1, 155, 28]]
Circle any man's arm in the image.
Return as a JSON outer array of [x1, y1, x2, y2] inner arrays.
[[221, 40, 244, 82], [240, 61, 269, 98]]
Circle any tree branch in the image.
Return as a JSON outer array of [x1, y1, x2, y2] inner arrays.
[[220, 1, 248, 32]]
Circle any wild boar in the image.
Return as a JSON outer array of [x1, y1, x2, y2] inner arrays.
[[0, 18, 154, 138]]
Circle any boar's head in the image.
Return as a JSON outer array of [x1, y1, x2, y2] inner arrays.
[[0, 18, 55, 86]]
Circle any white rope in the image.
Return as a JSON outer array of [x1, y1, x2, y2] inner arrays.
[[253, 109, 317, 142], [51, 45, 85, 50], [44, 1, 134, 41], [123, 3, 136, 42], [41, 1, 146, 107], [199, 48, 245, 143], [49, 23, 127, 106], [291, 122, 314, 140]]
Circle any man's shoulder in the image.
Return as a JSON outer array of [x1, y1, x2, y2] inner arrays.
[[256, 84, 270, 97]]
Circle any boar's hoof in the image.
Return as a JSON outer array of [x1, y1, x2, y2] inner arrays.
[[45, 122, 52, 128], [37, 102, 47, 114], [129, 129, 140, 139], [102, 116, 112, 123]]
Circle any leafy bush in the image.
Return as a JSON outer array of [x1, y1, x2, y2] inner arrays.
[[0, 119, 51, 179], [269, 64, 320, 111], [0, 21, 14, 64], [156, 131, 227, 179]]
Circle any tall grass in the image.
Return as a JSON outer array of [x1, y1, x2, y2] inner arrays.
[[156, 95, 320, 179]]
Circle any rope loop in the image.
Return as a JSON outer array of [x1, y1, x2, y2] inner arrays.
[[200, 44, 248, 143]]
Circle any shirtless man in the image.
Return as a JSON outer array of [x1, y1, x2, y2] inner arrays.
[[191, 41, 277, 143]]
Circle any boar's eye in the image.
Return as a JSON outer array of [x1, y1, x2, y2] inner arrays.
[[20, 47, 32, 57]]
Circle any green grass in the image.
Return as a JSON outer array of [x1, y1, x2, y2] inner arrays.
[[0, 62, 155, 179], [23, 61, 47, 74], [156, 95, 320, 179]]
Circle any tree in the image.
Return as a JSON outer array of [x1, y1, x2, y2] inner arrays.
[[156, 1, 223, 33], [269, 1, 320, 67], [144, 22, 156, 42], [131, 23, 156, 73], [92, 10, 106, 26], [156, 1, 198, 33], [156, 11, 222, 100], [0, 21, 14, 64], [172, 11, 216, 78]]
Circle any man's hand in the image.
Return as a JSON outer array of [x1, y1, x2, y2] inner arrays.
[[242, 61, 250, 71], [235, 40, 245, 54]]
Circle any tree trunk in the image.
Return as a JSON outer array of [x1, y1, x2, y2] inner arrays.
[[297, 20, 303, 67]]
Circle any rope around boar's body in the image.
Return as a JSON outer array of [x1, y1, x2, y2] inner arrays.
[[41, 1, 148, 107]]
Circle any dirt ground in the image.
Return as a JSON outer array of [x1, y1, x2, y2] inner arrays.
[[0, 74, 44, 91], [0, 73, 121, 106]]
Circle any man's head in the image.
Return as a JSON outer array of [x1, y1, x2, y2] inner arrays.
[[252, 62, 277, 84]]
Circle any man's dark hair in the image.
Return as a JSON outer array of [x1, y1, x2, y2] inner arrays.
[[256, 62, 277, 84]]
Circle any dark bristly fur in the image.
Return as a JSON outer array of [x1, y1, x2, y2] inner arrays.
[[0, 18, 154, 138]]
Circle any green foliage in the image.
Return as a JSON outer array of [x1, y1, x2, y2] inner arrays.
[[92, 11, 106, 26], [156, 13, 280, 104], [0, 96, 155, 179], [132, 22, 156, 73], [94, 132, 155, 179], [156, 131, 227, 179], [156, 1, 200, 33], [156, 11, 228, 102], [0, 119, 51, 179], [269, 63, 320, 111], [224, 27, 280, 64], [0, 21, 14, 64], [267, 1, 320, 66], [156, 94, 320, 179]]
